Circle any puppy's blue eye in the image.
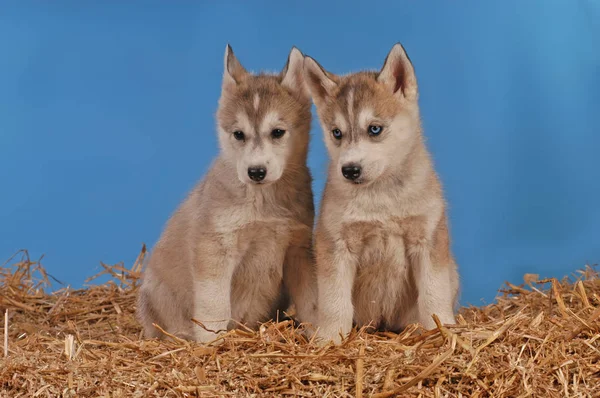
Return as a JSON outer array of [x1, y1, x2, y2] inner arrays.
[[271, 129, 286, 139], [368, 125, 382, 136], [233, 131, 245, 141], [332, 129, 343, 140]]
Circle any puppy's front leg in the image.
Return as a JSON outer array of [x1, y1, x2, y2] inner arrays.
[[315, 241, 356, 345], [411, 247, 456, 329], [284, 229, 318, 328], [192, 255, 237, 344]]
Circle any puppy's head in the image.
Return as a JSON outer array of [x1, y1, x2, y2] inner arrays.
[[304, 43, 421, 186], [217, 45, 311, 186]]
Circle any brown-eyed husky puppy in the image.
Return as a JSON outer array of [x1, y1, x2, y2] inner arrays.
[[137, 45, 317, 343], [303, 43, 459, 344]]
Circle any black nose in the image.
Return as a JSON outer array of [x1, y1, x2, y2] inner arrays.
[[248, 166, 267, 182], [341, 164, 362, 181]]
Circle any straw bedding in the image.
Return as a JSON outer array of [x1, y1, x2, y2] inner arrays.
[[1, 247, 599, 397]]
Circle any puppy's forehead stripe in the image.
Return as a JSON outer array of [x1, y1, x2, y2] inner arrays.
[[333, 81, 376, 129], [218, 74, 311, 135], [253, 93, 260, 111], [346, 88, 354, 124], [321, 75, 401, 136]]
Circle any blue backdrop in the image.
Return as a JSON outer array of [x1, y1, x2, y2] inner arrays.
[[1, 1, 599, 306]]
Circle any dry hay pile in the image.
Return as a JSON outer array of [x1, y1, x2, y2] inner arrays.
[[1, 247, 599, 398]]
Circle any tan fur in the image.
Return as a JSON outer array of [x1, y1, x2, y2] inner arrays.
[[304, 43, 460, 345], [137, 45, 317, 343]]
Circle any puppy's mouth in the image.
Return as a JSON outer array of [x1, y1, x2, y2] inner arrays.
[[246, 179, 275, 186], [339, 178, 365, 186], [342, 176, 374, 186]]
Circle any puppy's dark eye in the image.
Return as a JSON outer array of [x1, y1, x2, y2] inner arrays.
[[368, 125, 383, 136], [271, 129, 286, 139], [233, 131, 245, 141], [332, 129, 343, 140]]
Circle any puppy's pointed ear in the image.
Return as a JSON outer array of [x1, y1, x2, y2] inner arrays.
[[303, 56, 337, 107], [222, 44, 248, 92], [280, 46, 309, 100], [377, 43, 418, 101]]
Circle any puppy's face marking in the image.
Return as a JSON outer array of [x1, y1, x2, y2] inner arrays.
[[304, 44, 421, 185], [217, 46, 311, 185]]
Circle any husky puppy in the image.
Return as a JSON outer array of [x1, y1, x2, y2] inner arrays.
[[137, 45, 317, 343], [303, 43, 460, 344]]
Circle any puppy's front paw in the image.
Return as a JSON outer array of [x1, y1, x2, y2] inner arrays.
[[314, 326, 346, 346], [193, 327, 226, 345], [438, 313, 457, 326], [418, 311, 456, 330]]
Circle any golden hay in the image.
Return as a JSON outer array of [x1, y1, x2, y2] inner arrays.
[[1, 247, 599, 397]]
